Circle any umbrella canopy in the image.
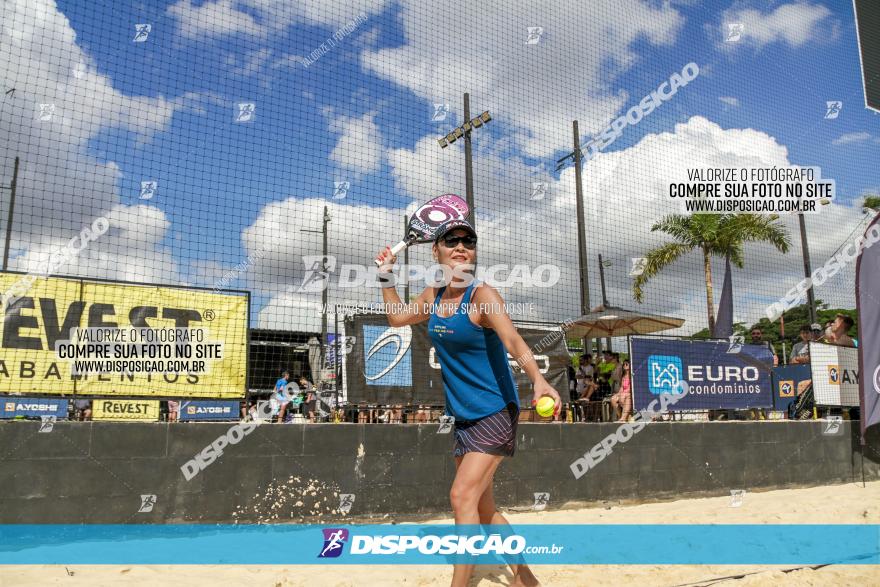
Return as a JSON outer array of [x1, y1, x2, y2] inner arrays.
[[565, 305, 685, 339]]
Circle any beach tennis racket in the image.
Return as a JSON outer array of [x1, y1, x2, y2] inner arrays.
[[374, 193, 469, 266]]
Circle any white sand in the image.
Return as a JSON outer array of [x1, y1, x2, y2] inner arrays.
[[3, 481, 879, 587]]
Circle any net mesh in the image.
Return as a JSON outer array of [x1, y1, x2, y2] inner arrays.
[[0, 0, 875, 411]]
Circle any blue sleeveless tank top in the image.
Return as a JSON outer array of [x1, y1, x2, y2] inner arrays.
[[427, 279, 519, 421]]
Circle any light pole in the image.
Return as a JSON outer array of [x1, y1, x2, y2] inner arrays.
[[403, 214, 410, 303], [1, 156, 20, 271], [438, 94, 492, 228]]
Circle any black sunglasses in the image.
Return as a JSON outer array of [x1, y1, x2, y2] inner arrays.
[[440, 234, 477, 249]]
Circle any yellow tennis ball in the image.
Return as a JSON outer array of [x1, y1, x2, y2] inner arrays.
[[535, 396, 555, 417]]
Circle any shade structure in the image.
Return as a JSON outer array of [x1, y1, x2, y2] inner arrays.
[[565, 305, 685, 339]]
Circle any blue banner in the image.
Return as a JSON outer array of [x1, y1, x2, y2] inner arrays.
[[179, 400, 240, 421], [362, 325, 413, 387], [630, 337, 774, 411], [771, 365, 812, 414], [0, 524, 877, 565], [0, 397, 68, 419]]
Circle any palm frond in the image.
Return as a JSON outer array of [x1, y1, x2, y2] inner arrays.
[[632, 241, 694, 303]]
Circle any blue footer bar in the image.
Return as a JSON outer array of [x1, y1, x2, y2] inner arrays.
[[1, 524, 878, 565]]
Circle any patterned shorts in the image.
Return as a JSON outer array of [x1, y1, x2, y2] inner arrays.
[[453, 402, 519, 458]]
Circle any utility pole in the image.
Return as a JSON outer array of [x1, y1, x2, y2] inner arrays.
[[572, 122, 593, 354], [598, 254, 611, 351], [321, 206, 329, 357], [1, 156, 20, 271], [334, 311, 340, 420], [797, 214, 817, 325]]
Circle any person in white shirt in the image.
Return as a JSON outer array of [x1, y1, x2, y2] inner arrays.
[[575, 354, 594, 398]]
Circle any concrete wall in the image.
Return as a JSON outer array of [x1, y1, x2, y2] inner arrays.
[[1, 421, 878, 523]]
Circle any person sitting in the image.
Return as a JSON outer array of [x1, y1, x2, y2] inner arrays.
[[298, 377, 317, 423], [73, 399, 92, 421], [575, 354, 594, 395], [289, 389, 305, 420], [574, 374, 599, 421]]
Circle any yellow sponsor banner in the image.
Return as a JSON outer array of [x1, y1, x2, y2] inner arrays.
[[0, 273, 247, 398], [92, 399, 160, 421]]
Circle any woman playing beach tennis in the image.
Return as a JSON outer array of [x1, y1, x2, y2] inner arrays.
[[375, 218, 560, 587]]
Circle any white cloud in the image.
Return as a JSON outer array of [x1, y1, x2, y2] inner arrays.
[[361, 0, 685, 159], [242, 197, 418, 329], [167, 0, 388, 40], [11, 204, 180, 285], [718, 96, 740, 107], [271, 54, 306, 70], [328, 111, 383, 175], [242, 115, 868, 335], [832, 131, 872, 146], [168, 0, 267, 39], [717, 3, 836, 50], [0, 0, 196, 283], [388, 116, 867, 332], [226, 48, 274, 77]]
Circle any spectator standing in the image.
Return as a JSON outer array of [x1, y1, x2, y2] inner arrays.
[[596, 351, 615, 397], [167, 400, 180, 422], [567, 364, 577, 405], [608, 353, 623, 393], [825, 314, 856, 348], [751, 327, 778, 367], [611, 360, 632, 422], [273, 371, 291, 423], [789, 325, 813, 364]]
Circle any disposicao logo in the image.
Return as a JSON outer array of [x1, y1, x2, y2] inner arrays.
[[319, 528, 349, 558], [647, 355, 683, 395]]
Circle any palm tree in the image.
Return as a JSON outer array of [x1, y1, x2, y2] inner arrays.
[[632, 214, 791, 335]]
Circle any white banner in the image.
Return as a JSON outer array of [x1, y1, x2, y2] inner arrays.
[[810, 343, 860, 407]]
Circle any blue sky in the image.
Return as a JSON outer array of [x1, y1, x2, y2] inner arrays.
[[2, 0, 879, 332]]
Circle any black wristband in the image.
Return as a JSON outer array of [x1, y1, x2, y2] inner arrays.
[[377, 272, 396, 288]]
